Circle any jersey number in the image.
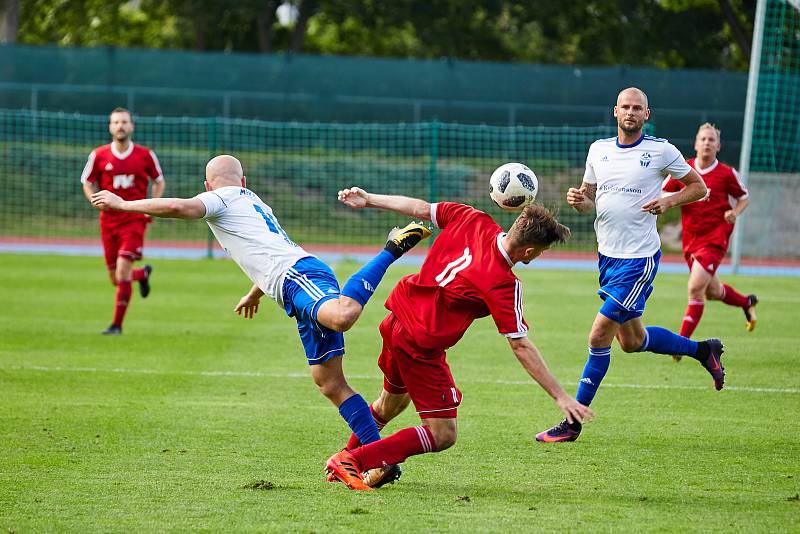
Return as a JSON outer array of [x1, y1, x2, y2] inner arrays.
[[253, 204, 296, 246], [435, 247, 472, 287], [112, 174, 135, 189]]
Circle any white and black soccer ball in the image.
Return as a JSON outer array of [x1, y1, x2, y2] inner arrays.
[[489, 162, 538, 212]]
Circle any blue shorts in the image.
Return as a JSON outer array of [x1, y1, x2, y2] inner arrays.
[[282, 256, 344, 365], [597, 251, 660, 324]]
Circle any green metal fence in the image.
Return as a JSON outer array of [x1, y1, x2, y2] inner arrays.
[[0, 109, 613, 249]]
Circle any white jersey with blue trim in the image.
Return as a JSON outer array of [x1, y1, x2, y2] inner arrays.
[[196, 186, 312, 306], [583, 134, 692, 258]]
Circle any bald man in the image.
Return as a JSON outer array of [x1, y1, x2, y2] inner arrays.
[[91, 155, 431, 450], [536, 88, 727, 443]]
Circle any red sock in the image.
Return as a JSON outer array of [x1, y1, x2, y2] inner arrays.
[[112, 281, 132, 327], [721, 284, 749, 308], [679, 300, 705, 338], [346, 404, 387, 450], [350, 425, 436, 471], [132, 268, 146, 282]]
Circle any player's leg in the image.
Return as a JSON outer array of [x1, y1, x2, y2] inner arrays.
[[712, 276, 758, 332], [679, 259, 713, 340], [100, 226, 124, 334], [322, 223, 432, 331]]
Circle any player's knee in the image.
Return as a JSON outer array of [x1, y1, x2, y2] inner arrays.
[[619, 337, 644, 353], [313, 376, 348, 402], [330, 308, 361, 332], [428, 425, 457, 451]]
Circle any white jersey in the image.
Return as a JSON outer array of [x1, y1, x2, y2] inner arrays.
[[583, 134, 692, 258], [196, 186, 312, 306]]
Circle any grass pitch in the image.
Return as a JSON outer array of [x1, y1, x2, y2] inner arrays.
[[1, 253, 798, 532]]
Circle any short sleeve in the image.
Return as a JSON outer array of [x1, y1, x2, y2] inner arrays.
[[195, 191, 224, 219], [583, 148, 597, 184], [729, 168, 749, 199], [433, 202, 481, 230], [147, 150, 164, 182], [662, 143, 692, 179], [486, 278, 529, 338], [80, 150, 99, 184]]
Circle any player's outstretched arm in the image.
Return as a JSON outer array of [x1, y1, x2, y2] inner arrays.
[[507, 336, 594, 425], [566, 182, 596, 214], [91, 190, 206, 219], [338, 187, 431, 220]]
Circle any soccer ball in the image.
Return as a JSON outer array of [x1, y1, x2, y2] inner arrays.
[[489, 162, 538, 211]]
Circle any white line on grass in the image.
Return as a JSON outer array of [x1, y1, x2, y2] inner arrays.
[[9, 365, 800, 395]]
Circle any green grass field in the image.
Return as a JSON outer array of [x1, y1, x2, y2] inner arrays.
[[1, 253, 799, 532]]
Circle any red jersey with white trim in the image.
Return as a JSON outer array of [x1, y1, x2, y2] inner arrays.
[[662, 158, 748, 253], [81, 143, 164, 227], [385, 202, 528, 352]]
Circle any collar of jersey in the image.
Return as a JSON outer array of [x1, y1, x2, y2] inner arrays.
[[615, 134, 644, 149], [496, 233, 514, 267], [110, 142, 135, 160], [693, 159, 719, 175]]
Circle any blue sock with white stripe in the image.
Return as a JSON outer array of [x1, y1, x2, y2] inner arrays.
[[341, 249, 396, 307], [338, 393, 381, 445], [638, 326, 698, 356], [575, 347, 611, 406]]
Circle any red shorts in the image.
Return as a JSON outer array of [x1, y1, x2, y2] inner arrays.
[[684, 246, 726, 275], [101, 220, 147, 270], [377, 314, 462, 419]]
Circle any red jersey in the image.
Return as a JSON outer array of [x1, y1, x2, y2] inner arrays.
[[662, 158, 748, 254], [385, 202, 528, 351], [81, 143, 163, 227]]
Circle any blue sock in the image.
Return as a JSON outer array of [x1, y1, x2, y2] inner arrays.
[[338, 393, 381, 445], [639, 326, 698, 356], [341, 249, 396, 307], [575, 347, 611, 406]]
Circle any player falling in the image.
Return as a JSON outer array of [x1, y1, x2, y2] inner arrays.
[[81, 107, 164, 335], [662, 123, 757, 360]]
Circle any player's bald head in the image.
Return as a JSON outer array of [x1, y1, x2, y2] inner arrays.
[[616, 87, 648, 108], [205, 155, 244, 188]]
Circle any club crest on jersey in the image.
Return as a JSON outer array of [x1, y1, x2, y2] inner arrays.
[[601, 155, 609, 162], [640, 153, 652, 167], [105, 163, 114, 171]]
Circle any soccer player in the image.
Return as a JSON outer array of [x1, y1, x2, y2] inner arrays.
[[324, 187, 594, 491], [81, 107, 164, 335], [91, 154, 430, 455], [535, 88, 726, 444], [662, 123, 756, 356]]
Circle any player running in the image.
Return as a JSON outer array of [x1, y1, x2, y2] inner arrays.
[[81, 107, 164, 335], [662, 123, 757, 357], [325, 187, 594, 491], [91, 155, 431, 453], [535, 88, 727, 444]]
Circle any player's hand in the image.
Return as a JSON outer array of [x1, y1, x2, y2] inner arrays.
[[91, 190, 123, 211], [566, 185, 587, 207], [234, 294, 260, 319], [556, 396, 595, 425], [724, 210, 737, 223], [641, 197, 672, 215], [337, 187, 369, 209]]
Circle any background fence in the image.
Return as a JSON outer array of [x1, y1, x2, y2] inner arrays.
[[0, 44, 748, 162]]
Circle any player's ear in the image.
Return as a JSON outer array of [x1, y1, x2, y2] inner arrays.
[[204, 180, 211, 192], [241, 176, 246, 188]]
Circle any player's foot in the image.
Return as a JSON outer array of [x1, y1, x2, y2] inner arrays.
[[535, 419, 582, 443], [385, 223, 432, 258], [699, 338, 725, 391], [672, 355, 683, 362], [101, 325, 122, 335], [139, 264, 153, 298], [744, 294, 758, 332], [362, 464, 402, 489], [325, 450, 372, 491]]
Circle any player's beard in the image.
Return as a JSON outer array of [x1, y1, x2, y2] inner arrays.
[[618, 117, 643, 136], [114, 130, 131, 143]]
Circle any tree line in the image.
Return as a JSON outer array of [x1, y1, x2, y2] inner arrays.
[[1, 0, 756, 70]]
